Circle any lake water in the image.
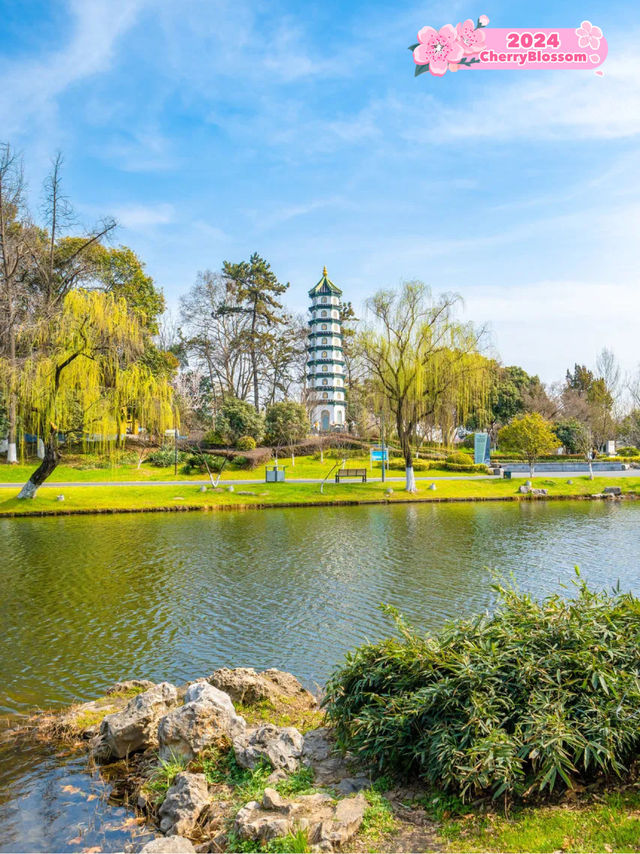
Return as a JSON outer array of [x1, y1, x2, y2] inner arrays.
[[1, 500, 639, 850]]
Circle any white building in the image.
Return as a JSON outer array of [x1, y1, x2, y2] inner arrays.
[[307, 268, 346, 432]]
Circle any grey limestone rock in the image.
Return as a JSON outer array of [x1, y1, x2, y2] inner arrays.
[[159, 772, 211, 837], [94, 682, 178, 762]]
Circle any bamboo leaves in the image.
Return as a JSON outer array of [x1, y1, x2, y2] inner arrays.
[[324, 578, 640, 801]]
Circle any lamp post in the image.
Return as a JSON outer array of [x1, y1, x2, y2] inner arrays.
[[173, 405, 178, 476], [380, 412, 386, 484]]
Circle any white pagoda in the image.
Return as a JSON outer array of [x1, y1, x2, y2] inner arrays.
[[307, 268, 346, 432]]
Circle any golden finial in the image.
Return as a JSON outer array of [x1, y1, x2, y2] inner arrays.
[[323, 265, 327, 277]]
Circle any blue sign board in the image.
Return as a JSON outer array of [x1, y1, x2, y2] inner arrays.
[[474, 432, 491, 465], [371, 448, 389, 462]]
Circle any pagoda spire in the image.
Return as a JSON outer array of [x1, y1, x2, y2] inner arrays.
[[323, 265, 327, 276]]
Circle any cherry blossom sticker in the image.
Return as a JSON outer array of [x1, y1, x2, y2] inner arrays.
[[410, 16, 608, 75]]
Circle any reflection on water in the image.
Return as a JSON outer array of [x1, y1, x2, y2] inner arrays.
[[0, 500, 638, 850], [0, 725, 155, 852]]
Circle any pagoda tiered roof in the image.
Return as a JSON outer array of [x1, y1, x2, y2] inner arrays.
[[308, 266, 342, 298]]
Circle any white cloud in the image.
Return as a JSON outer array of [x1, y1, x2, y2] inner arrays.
[[114, 202, 175, 229], [0, 0, 148, 138], [463, 280, 640, 381], [415, 45, 640, 143]]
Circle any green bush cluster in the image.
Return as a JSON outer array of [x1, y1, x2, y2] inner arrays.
[[387, 459, 431, 472], [442, 462, 490, 473], [180, 453, 226, 474], [324, 576, 640, 801], [313, 448, 363, 460], [147, 446, 186, 467], [617, 446, 640, 457], [445, 451, 474, 466], [236, 435, 257, 451]]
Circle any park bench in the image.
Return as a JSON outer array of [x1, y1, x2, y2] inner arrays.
[[335, 468, 367, 483]]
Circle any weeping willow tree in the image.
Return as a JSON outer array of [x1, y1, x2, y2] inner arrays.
[[1, 289, 174, 498], [360, 282, 489, 492]]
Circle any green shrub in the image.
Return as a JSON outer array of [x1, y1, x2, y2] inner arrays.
[[446, 451, 474, 466], [231, 455, 253, 469], [236, 435, 257, 451], [313, 448, 363, 460], [442, 462, 490, 473], [324, 575, 640, 802], [147, 446, 186, 467], [388, 459, 431, 472], [180, 453, 226, 474], [617, 446, 640, 457], [203, 429, 227, 446]]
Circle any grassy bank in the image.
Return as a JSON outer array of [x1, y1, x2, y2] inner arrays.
[[437, 789, 640, 853], [0, 454, 484, 484], [1, 476, 638, 517]]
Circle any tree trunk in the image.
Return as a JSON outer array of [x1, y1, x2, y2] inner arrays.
[[405, 463, 417, 492], [17, 432, 60, 498], [398, 413, 417, 493], [7, 328, 17, 464], [250, 303, 259, 411], [529, 459, 535, 478]]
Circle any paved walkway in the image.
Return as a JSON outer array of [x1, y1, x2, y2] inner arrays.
[[0, 470, 637, 488]]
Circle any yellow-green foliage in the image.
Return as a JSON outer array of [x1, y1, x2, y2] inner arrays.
[[498, 414, 559, 466], [359, 283, 489, 457], [2, 290, 173, 444]]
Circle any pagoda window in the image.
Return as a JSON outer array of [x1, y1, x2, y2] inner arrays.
[[321, 337, 327, 345], [321, 310, 327, 317], [322, 297, 328, 304], [321, 351, 327, 358], [322, 365, 328, 371], [322, 379, 328, 386], [321, 323, 327, 330], [322, 392, 328, 399]]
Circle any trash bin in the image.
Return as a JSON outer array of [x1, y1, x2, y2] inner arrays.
[[265, 466, 286, 483], [504, 470, 512, 480]]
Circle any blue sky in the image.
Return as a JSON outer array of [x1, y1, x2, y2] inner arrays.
[[1, 0, 638, 382]]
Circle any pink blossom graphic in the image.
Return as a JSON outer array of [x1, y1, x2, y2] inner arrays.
[[478, 15, 490, 27], [575, 21, 602, 49], [455, 19, 486, 55], [413, 24, 464, 76]]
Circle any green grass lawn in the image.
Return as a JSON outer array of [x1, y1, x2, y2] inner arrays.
[[0, 454, 484, 484], [439, 790, 640, 852], [1, 475, 638, 517]]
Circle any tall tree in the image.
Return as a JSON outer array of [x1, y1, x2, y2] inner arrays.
[[360, 281, 488, 492], [2, 290, 173, 497], [0, 144, 32, 464], [498, 413, 558, 478], [180, 270, 254, 410], [28, 153, 116, 310], [219, 253, 289, 410]]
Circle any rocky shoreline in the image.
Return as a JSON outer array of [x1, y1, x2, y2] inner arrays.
[[23, 668, 436, 853]]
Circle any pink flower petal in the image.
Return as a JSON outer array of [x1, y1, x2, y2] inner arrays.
[[417, 26, 437, 44], [581, 20, 592, 33], [429, 57, 449, 75], [413, 44, 431, 64], [591, 25, 603, 38], [439, 23, 457, 41], [576, 27, 587, 37], [448, 42, 465, 62], [578, 36, 589, 48]]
